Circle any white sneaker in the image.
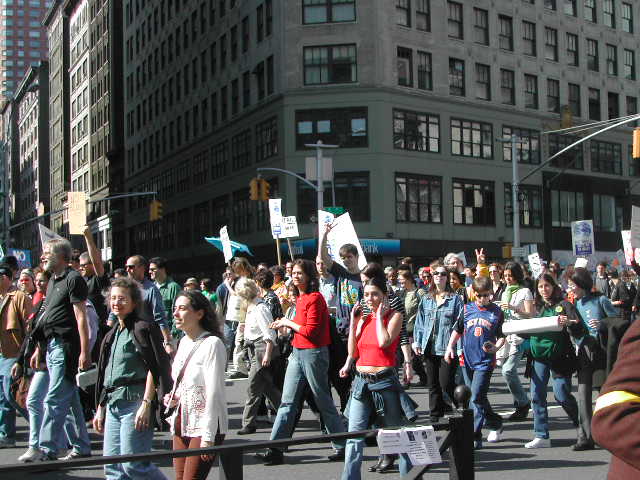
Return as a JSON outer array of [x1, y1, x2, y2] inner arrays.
[[525, 437, 551, 449], [18, 447, 42, 463], [487, 427, 503, 443]]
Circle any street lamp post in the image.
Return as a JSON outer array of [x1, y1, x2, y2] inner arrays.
[[497, 135, 521, 258]]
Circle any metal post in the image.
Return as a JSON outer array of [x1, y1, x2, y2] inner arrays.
[[448, 409, 475, 480], [511, 135, 521, 258], [316, 140, 324, 211], [218, 449, 244, 480]]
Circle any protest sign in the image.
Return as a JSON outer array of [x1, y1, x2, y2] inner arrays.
[[67, 191, 87, 235], [631, 206, 640, 248], [219, 226, 233, 263], [281, 216, 299, 238], [268, 198, 283, 239], [322, 211, 367, 270], [377, 426, 441, 466], [7, 248, 31, 269], [38, 223, 65, 246], [571, 220, 594, 256], [528, 252, 544, 279], [621, 230, 640, 265]]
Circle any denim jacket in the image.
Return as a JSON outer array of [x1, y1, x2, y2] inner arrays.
[[413, 292, 464, 356]]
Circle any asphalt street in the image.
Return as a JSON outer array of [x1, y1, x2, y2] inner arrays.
[[0, 366, 611, 480]]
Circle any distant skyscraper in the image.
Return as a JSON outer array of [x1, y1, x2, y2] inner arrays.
[[0, 0, 53, 100]]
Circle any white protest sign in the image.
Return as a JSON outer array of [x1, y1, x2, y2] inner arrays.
[[268, 198, 283, 239], [325, 212, 367, 271], [615, 249, 626, 270], [280, 216, 299, 238], [621, 230, 640, 265], [528, 252, 544, 279], [38, 223, 65, 246], [318, 209, 335, 238], [219, 226, 233, 263], [631, 206, 640, 248], [67, 191, 87, 235], [571, 220, 594, 256], [574, 257, 589, 269], [377, 429, 405, 455], [456, 251, 468, 267]]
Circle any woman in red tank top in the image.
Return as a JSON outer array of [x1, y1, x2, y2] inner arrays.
[[339, 276, 411, 479]]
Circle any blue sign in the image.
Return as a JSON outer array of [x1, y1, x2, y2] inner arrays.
[[7, 248, 32, 269], [282, 238, 401, 257]]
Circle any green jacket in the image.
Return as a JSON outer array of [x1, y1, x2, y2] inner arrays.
[[156, 277, 181, 337]]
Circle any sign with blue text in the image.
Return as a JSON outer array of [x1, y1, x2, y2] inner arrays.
[[571, 220, 594, 256]]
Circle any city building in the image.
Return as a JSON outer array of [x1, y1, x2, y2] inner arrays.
[[122, 1, 640, 273], [0, 0, 53, 100], [0, 99, 17, 248]]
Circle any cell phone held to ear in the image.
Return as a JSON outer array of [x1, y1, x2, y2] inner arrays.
[[353, 305, 362, 317]]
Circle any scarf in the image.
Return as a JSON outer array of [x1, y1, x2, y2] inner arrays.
[[502, 284, 521, 305]]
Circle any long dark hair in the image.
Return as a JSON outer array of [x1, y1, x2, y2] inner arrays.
[[504, 261, 525, 285], [363, 276, 388, 296], [571, 267, 600, 296], [427, 263, 453, 297], [534, 273, 564, 310], [176, 290, 223, 338], [293, 258, 319, 293]]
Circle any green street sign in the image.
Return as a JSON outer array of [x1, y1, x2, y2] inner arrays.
[[325, 207, 345, 216]]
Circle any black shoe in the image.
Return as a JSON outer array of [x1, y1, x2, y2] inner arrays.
[[508, 404, 530, 422], [227, 371, 248, 379], [429, 414, 442, 423], [572, 440, 595, 451], [368, 456, 384, 472], [377, 454, 397, 473], [327, 449, 345, 462], [256, 448, 284, 466], [237, 425, 256, 435]]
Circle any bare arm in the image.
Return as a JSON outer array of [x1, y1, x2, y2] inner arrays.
[[318, 224, 334, 271], [83, 225, 105, 277], [73, 301, 91, 370], [376, 307, 403, 349]]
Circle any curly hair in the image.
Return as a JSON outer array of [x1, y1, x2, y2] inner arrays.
[[175, 290, 223, 338], [109, 277, 144, 316]]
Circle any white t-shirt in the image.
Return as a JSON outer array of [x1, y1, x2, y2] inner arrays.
[[503, 287, 533, 355]]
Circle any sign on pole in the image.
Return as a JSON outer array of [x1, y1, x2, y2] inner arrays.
[[511, 247, 527, 257], [305, 156, 333, 181], [268, 198, 283, 239], [280, 216, 299, 238], [219, 225, 233, 263], [528, 252, 544, 279], [571, 220, 594, 256], [67, 191, 87, 235], [38, 223, 65, 246], [322, 211, 367, 271], [631, 206, 640, 248]]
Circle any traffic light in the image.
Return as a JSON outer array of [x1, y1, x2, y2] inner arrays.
[[249, 178, 259, 200], [259, 179, 270, 201], [149, 199, 163, 221], [633, 128, 640, 159]]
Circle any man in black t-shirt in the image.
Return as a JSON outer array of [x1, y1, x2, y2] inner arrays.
[[78, 226, 108, 322]]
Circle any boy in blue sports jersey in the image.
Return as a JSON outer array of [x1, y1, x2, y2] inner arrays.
[[445, 276, 505, 449]]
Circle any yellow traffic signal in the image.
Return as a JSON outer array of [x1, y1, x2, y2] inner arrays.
[[633, 128, 640, 159], [149, 200, 163, 221], [259, 179, 270, 201], [249, 178, 259, 200]]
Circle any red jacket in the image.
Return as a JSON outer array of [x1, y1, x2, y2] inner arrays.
[[291, 292, 331, 349]]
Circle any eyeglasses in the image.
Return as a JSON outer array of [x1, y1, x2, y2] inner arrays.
[[433, 271, 448, 276], [476, 293, 492, 298], [79, 263, 92, 268], [149, 267, 158, 272], [111, 296, 129, 304], [125, 265, 137, 270]]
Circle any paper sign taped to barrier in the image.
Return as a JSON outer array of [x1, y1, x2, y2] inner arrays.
[[377, 429, 405, 455], [377, 427, 441, 466]]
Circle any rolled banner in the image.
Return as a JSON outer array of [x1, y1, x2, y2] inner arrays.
[[502, 316, 562, 335]]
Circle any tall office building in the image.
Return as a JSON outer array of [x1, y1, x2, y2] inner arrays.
[[123, 1, 640, 272], [0, 0, 52, 100]]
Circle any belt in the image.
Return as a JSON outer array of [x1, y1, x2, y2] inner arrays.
[[594, 390, 640, 414], [355, 367, 396, 383]]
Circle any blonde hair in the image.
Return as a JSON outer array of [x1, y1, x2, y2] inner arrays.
[[234, 277, 259, 301]]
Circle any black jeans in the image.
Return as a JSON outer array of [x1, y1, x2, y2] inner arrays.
[[423, 354, 457, 417]]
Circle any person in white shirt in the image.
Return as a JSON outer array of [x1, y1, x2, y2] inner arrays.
[[234, 278, 281, 435], [166, 290, 228, 480]]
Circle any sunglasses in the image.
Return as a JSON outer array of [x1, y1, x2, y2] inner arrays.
[[433, 271, 448, 276], [476, 293, 492, 298]]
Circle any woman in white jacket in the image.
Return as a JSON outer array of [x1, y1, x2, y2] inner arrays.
[[166, 290, 228, 480]]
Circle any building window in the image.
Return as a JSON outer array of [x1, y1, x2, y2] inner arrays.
[[591, 140, 622, 174], [544, 0, 557, 10], [453, 179, 495, 225], [606, 44, 618, 75], [551, 189, 584, 227], [303, 0, 356, 24], [588, 87, 601, 120], [303, 44, 357, 85], [524, 74, 538, 109], [630, 145, 640, 177], [242, 71, 250, 108], [587, 39, 599, 71], [498, 15, 513, 51], [211, 195, 229, 233], [449, 58, 465, 96], [622, 2, 634, 33], [417, 51, 432, 90], [257, 4, 264, 41], [624, 49, 636, 80], [566, 32, 578, 66], [568, 83, 581, 116], [502, 126, 540, 165], [473, 8, 488, 45], [416, 0, 430, 31], [549, 133, 584, 169], [604, 0, 615, 28], [522, 21, 536, 56], [396, 0, 411, 27], [608, 92, 619, 119], [232, 189, 252, 234], [397, 47, 413, 87], [475, 63, 490, 101], [500, 68, 515, 105], [504, 183, 542, 228], [593, 194, 623, 232], [256, 116, 278, 162], [564, 0, 577, 16], [395, 173, 442, 223], [447, 1, 463, 38], [584, 0, 596, 22], [546, 78, 560, 113], [393, 109, 440, 153], [296, 107, 368, 149], [211, 140, 228, 180], [231, 129, 251, 170], [451, 118, 493, 159], [627, 95, 638, 118], [298, 172, 370, 222], [544, 27, 558, 61]]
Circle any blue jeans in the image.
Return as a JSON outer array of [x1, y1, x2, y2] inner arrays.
[[342, 374, 411, 479], [104, 399, 167, 480], [27, 369, 90, 453], [0, 355, 27, 440], [464, 367, 502, 436], [39, 338, 90, 457], [501, 349, 529, 407], [270, 347, 346, 451], [530, 360, 579, 439], [224, 321, 238, 352]]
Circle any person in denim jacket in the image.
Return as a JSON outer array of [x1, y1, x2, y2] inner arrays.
[[412, 263, 464, 421]]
